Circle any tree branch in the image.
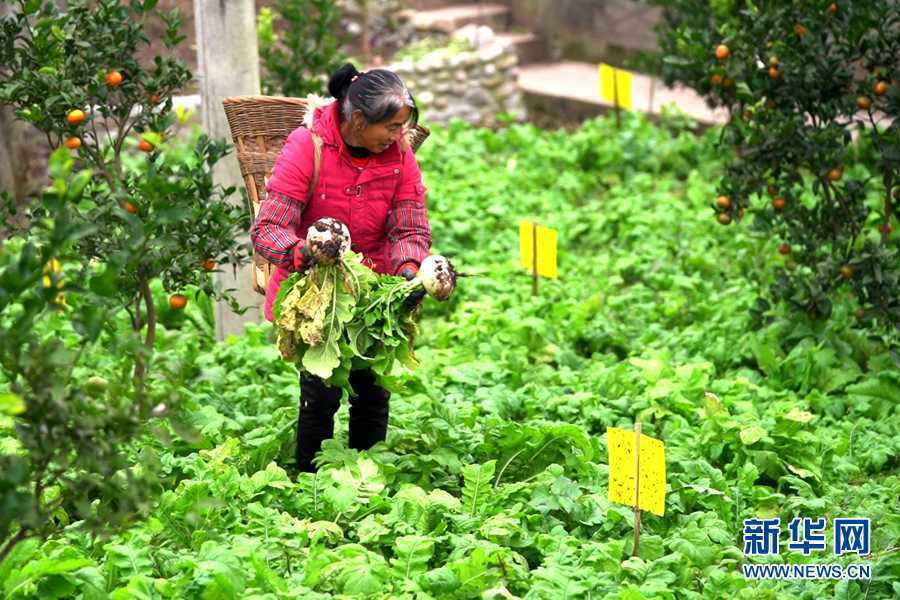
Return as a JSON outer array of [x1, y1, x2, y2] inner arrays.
[[0, 529, 29, 564]]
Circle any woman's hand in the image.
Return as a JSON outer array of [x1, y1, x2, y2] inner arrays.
[[399, 263, 426, 312], [292, 240, 316, 273]]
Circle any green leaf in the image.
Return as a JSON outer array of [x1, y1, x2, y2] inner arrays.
[[739, 425, 767, 445], [249, 461, 293, 492], [391, 535, 435, 579], [0, 539, 39, 590], [4, 556, 93, 596], [323, 458, 386, 513], [0, 392, 25, 416], [109, 575, 157, 600], [415, 566, 460, 595], [662, 55, 691, 66], [104, 543, 153, 578], [88, 265, 118, 297], [845, 374, 900, 404], [302, 336, 341, 379], [629, 357, 666, 383], [750, 334, 781, 380], [783, 407, 815, 423], [315, 545, 390, 595], [462, 460, 496, 515], [66, 170, 93, 202]]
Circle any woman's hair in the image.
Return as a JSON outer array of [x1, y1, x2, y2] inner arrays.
[[327, 62, 419, 128]]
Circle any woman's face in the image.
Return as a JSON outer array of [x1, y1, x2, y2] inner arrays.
[[354, 106, 411, 154]]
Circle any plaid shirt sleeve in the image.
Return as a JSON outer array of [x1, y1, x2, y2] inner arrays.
[[250, 127, 316, 269], [386, 152, 431, 274], [250, 190, 305, 268]]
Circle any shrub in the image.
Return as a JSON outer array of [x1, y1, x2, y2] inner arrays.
[[257, 0, 347, 97]]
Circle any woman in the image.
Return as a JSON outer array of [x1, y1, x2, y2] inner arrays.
[[251, 63, 432, 473]]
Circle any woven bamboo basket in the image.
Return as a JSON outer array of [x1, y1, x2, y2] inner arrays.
[[222, 95, 431, 295]]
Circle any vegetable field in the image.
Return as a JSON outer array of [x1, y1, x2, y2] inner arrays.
[[2, 113, 899, 598]]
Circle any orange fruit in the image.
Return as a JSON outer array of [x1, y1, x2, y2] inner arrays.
[[828, 168, 843, 182], [138, 139, 154, 152], [66, 109, 85, 126], [169, 294, 188, 310], [150, 94, 159, 104], [717, 213, 732, 225], [710, 73, 723, 86], [772, 197, 786, 210], [202, 259, 216, 272], [105, 70, 123, 87], [839, 266, 854, 279], [778, 242, 791, 255], [829, 3, 838, 13], [879, 222, 893, 235], [716, 195, 731, 209], [715, 44, 730, 60], [65, 137, 82, 150], [123, 201, 138, 214], [794, 24, 807, 37], [874, 81, 889, 96], [768, 66, 781, 79], [723, 78, 734, 88], [856, 96, 872, 110]]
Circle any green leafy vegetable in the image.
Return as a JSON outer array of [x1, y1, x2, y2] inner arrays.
[[273, 252, 419, 397]]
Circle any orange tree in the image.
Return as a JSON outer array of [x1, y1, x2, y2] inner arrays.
[[653, 0, 900, 329], [0, 153, 160, 562], [0, 0, 251, 398], [0, 0, 251, 558]]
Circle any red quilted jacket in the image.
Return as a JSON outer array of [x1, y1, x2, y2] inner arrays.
[[251, 101, 432, 321]]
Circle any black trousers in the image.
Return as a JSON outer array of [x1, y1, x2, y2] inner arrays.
[[296, 369, 390, 472]]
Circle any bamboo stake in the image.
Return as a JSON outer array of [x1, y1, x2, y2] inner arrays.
[[613, 68, 622, 129], [531, 222, 538, 296], [633, 421, 642, 557]]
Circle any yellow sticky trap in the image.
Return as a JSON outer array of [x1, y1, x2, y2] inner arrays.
[[607, 427, 666, 516], [519, 221, 558, 279], [599, 64, 634, 110]]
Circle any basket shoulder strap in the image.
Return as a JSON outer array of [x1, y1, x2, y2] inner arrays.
[[307, 132, 323, 203]]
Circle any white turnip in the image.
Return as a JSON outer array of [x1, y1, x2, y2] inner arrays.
[[416, 255, 457, 301], [306, 217, 351, 265]]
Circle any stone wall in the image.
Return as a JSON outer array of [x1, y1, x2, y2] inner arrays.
[[389, 33, 524, 128]]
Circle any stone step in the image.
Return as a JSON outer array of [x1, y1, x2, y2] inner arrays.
[[495, 31, 546, 65], [411, 3, 511, 33], [517, 61, 728, 127]]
